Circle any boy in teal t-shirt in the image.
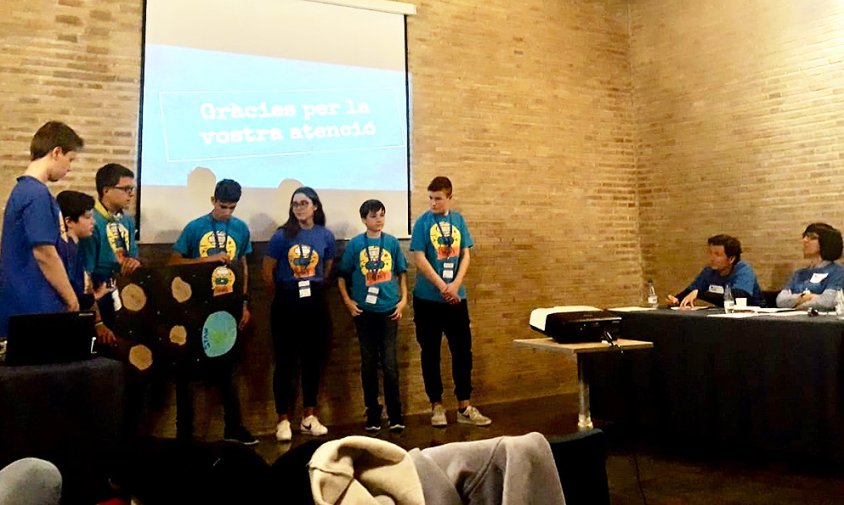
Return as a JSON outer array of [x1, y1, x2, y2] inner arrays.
[[337, 199, 408, 432], [409, 176, 491, 427]]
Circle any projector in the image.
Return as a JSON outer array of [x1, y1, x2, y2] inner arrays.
[[529, 306, 621, 344]]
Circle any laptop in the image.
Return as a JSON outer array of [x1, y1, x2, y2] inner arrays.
[[5, 311, 97, 365]]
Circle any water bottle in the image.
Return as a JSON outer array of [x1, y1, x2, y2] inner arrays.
[[835, 289, 844, 319], [723, 284, 735, 313], [646, 279, 658, 308]]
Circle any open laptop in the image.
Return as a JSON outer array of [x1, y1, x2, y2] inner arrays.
[[4, 311, 97, 366]]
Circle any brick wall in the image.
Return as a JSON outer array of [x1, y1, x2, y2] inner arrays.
[[0, 0, 637, 437], [632, 0, 844, 295]]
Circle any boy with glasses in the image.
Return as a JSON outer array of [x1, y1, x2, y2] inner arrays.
[[79, 163, 142, 327]]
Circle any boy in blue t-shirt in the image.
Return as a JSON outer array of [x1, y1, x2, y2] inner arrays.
[[410, 176, 492, 427], [0, 122, 84, 337], [56, 190, 117, 348], [337, 199, 408, 432]]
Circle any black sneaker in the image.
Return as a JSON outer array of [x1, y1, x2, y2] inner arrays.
[[224, 425, 259, 445], [388, 421, 405, 433]]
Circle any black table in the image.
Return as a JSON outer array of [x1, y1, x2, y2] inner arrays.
[[584, 309, 844, 462], [0, 357, 126, 502]]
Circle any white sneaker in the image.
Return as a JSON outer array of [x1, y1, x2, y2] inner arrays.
[[431, 404, 447, 427], [457, 406, 492, 426], [275, 420, 292, 442], [300, 415, 328, 436]]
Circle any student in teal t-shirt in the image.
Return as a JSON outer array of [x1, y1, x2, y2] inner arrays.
[[337, 199, 408, 433], [169, 179, 257, 446], [410, 176, 491, 428]]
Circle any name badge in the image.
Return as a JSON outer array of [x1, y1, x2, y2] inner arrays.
[[298, 280, 311, 298], [708, 284, 725, 294], [112, 288, 123, 312], [443, 262, 455, 280], [810, 273, 829, 284], [365, 286, 379, 305]]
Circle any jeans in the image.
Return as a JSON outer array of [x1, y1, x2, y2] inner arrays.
[[354, 310, 402, 421]]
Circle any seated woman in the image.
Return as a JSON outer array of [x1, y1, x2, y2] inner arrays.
[[776, 223, 844, 310]]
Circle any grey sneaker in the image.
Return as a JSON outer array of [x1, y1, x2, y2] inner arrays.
[[431, 404, 447, 427], [457, 406, 492, 426]]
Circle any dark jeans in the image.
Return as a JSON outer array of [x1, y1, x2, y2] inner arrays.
[[353, 310, 401, 421], [270, 284, 330, 415], [413, 296, 473, 403], [175, 363, 243, 438]]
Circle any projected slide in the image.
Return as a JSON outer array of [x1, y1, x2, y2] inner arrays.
[[142, 45, 407, 191], [139, 0, 412, 243]]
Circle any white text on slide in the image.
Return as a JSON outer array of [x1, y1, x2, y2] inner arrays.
[[198, 99, 376, 145]]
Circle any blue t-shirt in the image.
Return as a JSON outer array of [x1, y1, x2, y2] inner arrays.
[[782, 262, 844, 295], [79, 200, 138, 286], [0, 176, 66, 336], [173, 214, 252, 261], [686, 260, 764, 306], [266, 225, 336, 285], [410, 210, 474, 302], [337, 232, 408, 313]]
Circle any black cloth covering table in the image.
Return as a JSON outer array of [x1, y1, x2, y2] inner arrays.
[[584, 309, 844, 462], [0, 357, 125, 502]]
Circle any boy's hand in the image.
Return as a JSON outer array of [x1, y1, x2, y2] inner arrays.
[[95, 323, 117, 347], [344, 300, 363, 317], [390, 300, 406, 321], [442, 283, 461, 304], [120, 257, 141, 276], [239, 305, 251, 330]]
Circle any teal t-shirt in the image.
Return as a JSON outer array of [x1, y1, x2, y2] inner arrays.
[[409, 210, 473, 302], [172, 214, 252, 261], [79, 200, 138, 285], [337, 232, 408, 313]]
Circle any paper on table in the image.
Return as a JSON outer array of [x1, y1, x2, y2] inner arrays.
[[669, 306, 710, 311], [608, 306, 657, 312], [708, 312, 761, 319]]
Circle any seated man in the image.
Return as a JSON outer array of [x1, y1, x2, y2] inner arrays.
[[667, 234, 764, 308], [776, 223, 844, 310]]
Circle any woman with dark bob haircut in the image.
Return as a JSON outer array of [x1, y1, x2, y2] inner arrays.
[[776, 222, 844, 310]]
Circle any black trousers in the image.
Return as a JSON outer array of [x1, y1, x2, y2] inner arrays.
[[175, 362, 243, 438], [354, 310, 402, 421], [270, 284, 331, 415], [413, 296, 473, 403]]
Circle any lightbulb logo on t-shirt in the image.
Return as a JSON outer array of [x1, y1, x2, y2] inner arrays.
[[287, 244, 319, 278], [428, 222, 461, 260], [198, 231, 237, 260], [357, 247, 393, 286]]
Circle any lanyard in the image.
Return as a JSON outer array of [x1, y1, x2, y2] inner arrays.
[[209, 215, 231, 258], [365, 234, 385, 280], [435, 214, 454, 256]]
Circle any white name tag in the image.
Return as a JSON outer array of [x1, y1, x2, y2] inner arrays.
[[112, 289, 123, 311], [298, 280, 311, 298], [443, 262, 455, 280], [366, 286, 379, 304], [708, 284, 725, 294], [810, 273, 829, 284]]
